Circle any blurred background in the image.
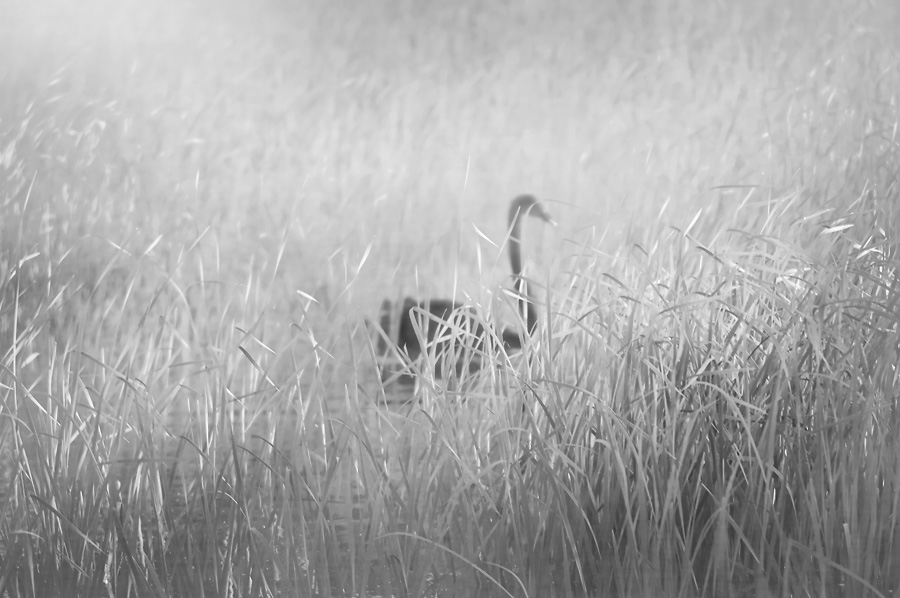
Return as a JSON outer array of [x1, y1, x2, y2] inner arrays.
[[2, 0, 898, 331]]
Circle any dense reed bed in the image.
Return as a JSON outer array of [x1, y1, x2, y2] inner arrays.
[[1, 0, 899, 596]]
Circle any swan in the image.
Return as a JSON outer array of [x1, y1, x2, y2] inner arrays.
[[377, 194, 555, 383]]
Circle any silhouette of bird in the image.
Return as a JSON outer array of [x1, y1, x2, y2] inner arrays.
[[376, 194, 555, 384]]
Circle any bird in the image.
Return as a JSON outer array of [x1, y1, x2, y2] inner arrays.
[[376, 194, 556, 384]]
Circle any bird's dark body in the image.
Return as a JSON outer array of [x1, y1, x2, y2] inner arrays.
[[380, 296, 524, 354]]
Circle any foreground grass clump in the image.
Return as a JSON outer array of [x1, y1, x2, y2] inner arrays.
[[529, 191, 900, 597], [1, 191, 898, 597]]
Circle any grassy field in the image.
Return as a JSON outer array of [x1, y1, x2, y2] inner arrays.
[[1, 0, 899, 596]]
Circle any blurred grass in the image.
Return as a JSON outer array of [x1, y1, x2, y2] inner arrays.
[[1, 0, 899, 596], [3, 0, 897, 284]]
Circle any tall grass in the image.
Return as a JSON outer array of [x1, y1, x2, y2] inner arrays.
[[531, 190, 900, 596], [2, 0, 899, 596]]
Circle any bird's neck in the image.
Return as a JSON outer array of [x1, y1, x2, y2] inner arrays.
[[508, 205, 537, 333], [508, 202, 526, 276]]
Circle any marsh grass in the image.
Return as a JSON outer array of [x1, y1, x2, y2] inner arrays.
[[529, 191, 900, 597], [2, 0, 900, 596]]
